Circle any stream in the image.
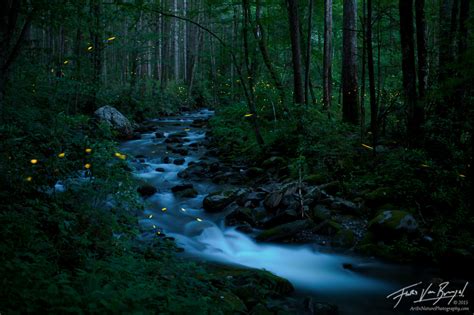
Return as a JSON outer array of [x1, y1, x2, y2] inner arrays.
[[120, 109, 436, 315]]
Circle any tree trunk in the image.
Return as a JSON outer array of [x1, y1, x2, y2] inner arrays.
[[286, 0, 305, 104], [415, 0, 428, 99], [323, 0, 333, 112], [0, 1, 32, 113], [399, 0, 423, 143], [242, 0, 264, 146], [438, 0, 452, 82], [173, 0, 179, 81], [254, 0, 286, 107], [367, 0, 377, 140], [304, 0, 314, 106], [458, 0, 469, 56], [360, 0, 367, 137], [342, 0, 359, 124]]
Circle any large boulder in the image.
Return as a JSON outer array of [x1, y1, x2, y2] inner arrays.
[[225, 207, 255, 227], [256, 220, 313, 242], [137, 184, 157, 198], [263, 191, 283, 210], [368, 210, 419, 239], [203, 189, 247, 213], [94, 106, 133, 137]]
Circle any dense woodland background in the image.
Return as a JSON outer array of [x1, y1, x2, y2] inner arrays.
[[0, 0, 473, 313]]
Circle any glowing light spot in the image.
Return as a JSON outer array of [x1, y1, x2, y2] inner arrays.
[[30, 159, 38, 164], [107, 36, 116, 41], [361, 144, 373, 150], [244, 113, 253, 117], [118, 154, 126, 160], [115, 152, 122, 157], [152, 225, 156, 229], [181, 208, 186, 212], [26, 176, 32, 182], [63, 60, 69, 65], [87, 46, 93, 51], [148, 214, 153, 219], [85, 148, 92, 153], [84, 163, 91, 169], [420, 164, 430, 168], [161, 207, 167, 212], [58, 152, 65, 158], [184, 128, 190, 131], [196, 217, 203, 222], [459, 174, 466, 178], [156, 231, 161, 235]]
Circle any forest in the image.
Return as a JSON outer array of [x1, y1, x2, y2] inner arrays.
[[0, 0, 472, 314]]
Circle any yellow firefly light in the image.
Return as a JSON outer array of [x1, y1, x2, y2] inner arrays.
[[361, 144, 374, 150], [161, 207, 167, 212], [26, 176, 32, 182], [58, 152, 65, 158], [85, 148, 92, 153], [196, 218, 203, 222], [84, 163, 91, 169], [30, 159, 38, 164]]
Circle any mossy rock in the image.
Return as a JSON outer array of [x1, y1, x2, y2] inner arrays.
[[304, 174, 328, 185], [316, 220, 342, 236], [368, 210, 419, 239], [334, 228, 356, 247], [218, 291, 247, 313], [312, 205, 332, 222], [174, 188, 198, 198], [209, 265, 294, 309], [203, 189, 239, 213], [256, 220, 313, 242], [250, 303, 273, 315], [137, 183, 157, 198], [246, 167, 265, 179], [364, 187, 395, 209], [225, 207, 255, 227]]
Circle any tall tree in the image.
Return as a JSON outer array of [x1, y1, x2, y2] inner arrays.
[[367, 0, 377, 139], [399, 0, 423, 143], [457, 0, 470, 56], [438, 0, 452, 81], [342, 0, 359, 124], [0, 1, 32, 112], [304, 0, 314, 106], [322, 0, 333, 111], [286, 0, 305, 105], [254, 0, 286, 106], [415, 0, 428, 99], [88, 0, 102, 113]]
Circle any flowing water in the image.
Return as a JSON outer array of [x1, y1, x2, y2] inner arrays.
[[120, 110, 435, 314]]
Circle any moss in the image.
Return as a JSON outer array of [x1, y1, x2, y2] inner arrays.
[[304, 174, 328, 185], [256, 220, 313, 242], [364, 187, 395, 209], [334, 229, 356, 247]]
